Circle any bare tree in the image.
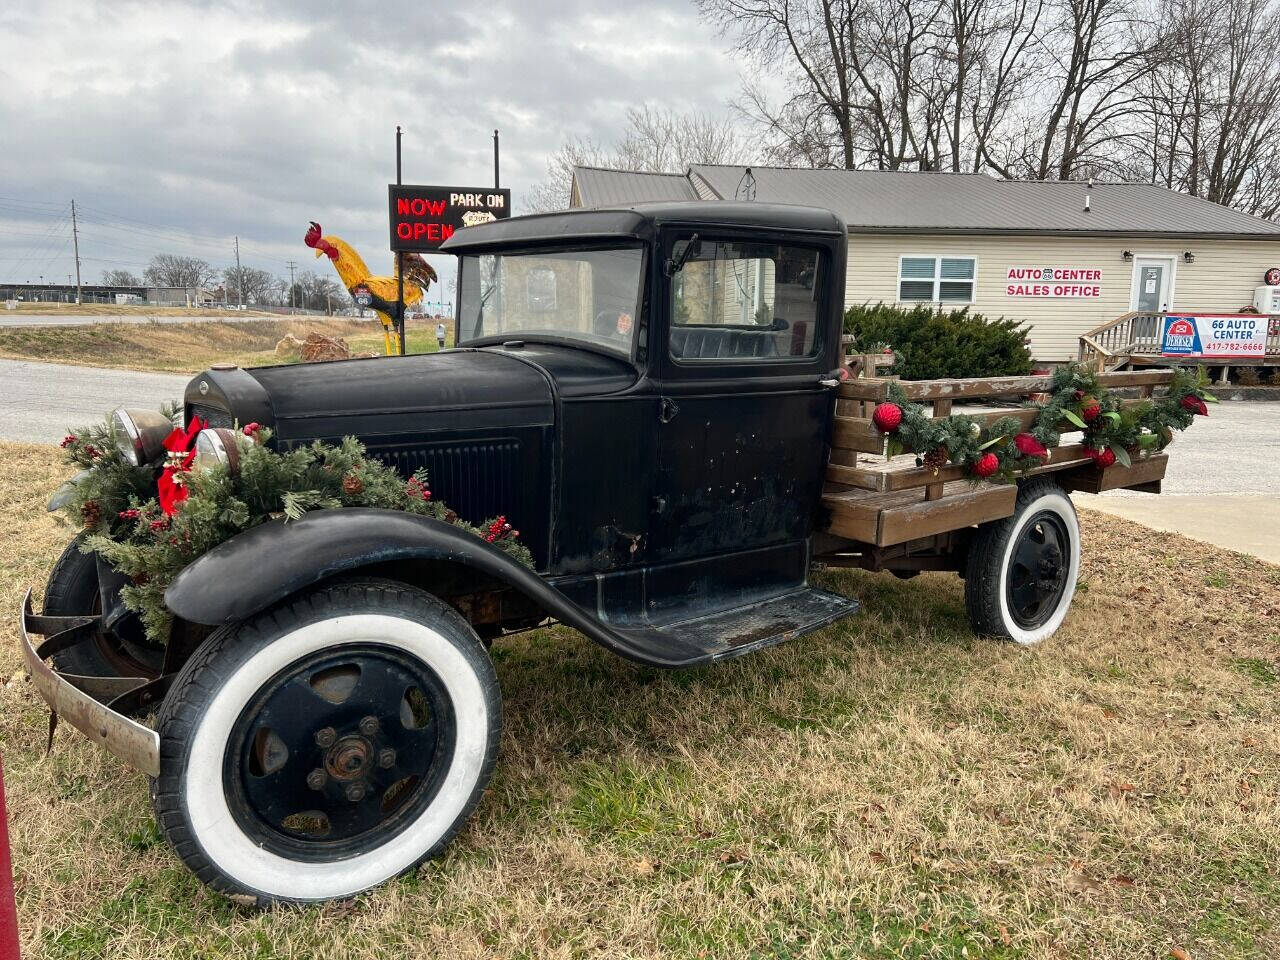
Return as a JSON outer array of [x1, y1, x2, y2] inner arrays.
[[525, 106, 753, 212], [143, 254, 217, 288], [222, 265, 278, 305], [101, 269, 141, 286]]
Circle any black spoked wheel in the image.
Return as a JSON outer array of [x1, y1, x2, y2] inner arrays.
[[153, 579, 501, 905], [1005, 512, 1070, 630], [965, 479, 1081, 645], [225, 644, 457, 861]]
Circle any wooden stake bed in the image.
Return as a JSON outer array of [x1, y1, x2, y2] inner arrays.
[[820, 366, 1175, 548]]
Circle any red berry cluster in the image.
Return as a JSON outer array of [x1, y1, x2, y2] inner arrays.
[[484, 515, 519, 543], [150, 516, 170, 532], [242, 422, 261, 438], [60, 434, 77, 448], [118, 508, 140, 521], [405, 477, 432, 501]]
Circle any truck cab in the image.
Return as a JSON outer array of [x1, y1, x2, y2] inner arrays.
[[175, 202, 859, 667]]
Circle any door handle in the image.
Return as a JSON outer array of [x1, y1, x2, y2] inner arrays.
[[818, 368, 849, 389], [659, 397, 680, 423]]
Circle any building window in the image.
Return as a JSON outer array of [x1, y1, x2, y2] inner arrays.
[[898, 256, 976, 304]]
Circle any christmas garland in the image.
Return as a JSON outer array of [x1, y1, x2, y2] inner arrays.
[[867, 363, 1214, 482], [58, 412, 533, 643]]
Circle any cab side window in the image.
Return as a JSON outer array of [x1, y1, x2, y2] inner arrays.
[[669, 240, 822, 362]]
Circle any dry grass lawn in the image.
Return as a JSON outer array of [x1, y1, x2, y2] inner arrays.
[[0, 319, 443, 375], [1, 439, 1277, 959]]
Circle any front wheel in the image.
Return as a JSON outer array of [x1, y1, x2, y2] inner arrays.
[[964, 479, 1080, 645], [152, 579, 501, 905]]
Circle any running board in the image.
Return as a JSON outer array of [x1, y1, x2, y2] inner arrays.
[[602, 587, 859, 667]]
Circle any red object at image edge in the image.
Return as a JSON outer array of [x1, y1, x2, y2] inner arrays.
[[0, 756, 21, 959]]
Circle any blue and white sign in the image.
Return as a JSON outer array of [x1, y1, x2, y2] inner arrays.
[[1161, 313, 1266, 359]]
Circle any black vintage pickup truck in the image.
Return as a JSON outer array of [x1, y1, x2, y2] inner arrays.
[[22, 202, 1184, 905]]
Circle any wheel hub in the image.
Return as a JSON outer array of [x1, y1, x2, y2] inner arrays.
[[1006, 512, 1071, 630], [325, 735, 373, 782]]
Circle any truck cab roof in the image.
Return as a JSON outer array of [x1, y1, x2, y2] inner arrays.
[[440, 201, 848, 252]]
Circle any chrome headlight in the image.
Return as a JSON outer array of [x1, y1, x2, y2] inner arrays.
[[192, 428, 241, 474], [111, 407, 174, 466]]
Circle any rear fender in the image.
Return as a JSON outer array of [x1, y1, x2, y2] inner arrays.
[[163, 508, 647, 662]]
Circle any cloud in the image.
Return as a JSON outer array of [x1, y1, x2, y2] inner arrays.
[[0, 0, 741, 290]]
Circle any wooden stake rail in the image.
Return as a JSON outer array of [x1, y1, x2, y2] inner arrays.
[[820, 368, 1176, 547]]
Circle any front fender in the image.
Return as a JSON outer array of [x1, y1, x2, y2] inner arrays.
[[163, 508, 667, 665]]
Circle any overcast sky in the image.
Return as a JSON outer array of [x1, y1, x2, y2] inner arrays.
[[0, 0, 745, 297]]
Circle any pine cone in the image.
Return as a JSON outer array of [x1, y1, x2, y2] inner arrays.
[[342, 473, 364, 495], [922, 447, 949, 473], [81, 500, 102, 530]]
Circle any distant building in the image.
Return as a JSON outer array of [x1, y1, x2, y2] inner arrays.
[[570, 164, 1280, 360]]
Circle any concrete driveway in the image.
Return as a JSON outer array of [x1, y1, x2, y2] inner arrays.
[[0, 358, 187, 443], [1072, 401, 1280, 562]]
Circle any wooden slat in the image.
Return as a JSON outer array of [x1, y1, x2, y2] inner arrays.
[[877, 483, 1017, 546], [822, 481, 1017, 546], [837, 368, 1175, 402], [1061, 453, 1168, 494], [831, 417, 884, 455]]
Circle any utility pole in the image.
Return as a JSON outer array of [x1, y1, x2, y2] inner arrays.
[[287, 260, 297, 313], [70, 199, 83, 304], [233, 235, 244, 309]]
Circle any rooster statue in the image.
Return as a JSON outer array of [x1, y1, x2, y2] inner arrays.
[[304, 221, 438, 356]]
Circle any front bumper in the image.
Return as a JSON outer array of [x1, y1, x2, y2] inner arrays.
[[19, 589, 160, 777]]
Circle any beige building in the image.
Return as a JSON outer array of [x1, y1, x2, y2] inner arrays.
[[570, 165, 1280, 362]]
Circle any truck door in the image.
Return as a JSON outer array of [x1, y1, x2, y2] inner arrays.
[[648, 235, 839, 566]]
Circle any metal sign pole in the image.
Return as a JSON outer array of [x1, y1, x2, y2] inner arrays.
[[395, 125, 405, 354]]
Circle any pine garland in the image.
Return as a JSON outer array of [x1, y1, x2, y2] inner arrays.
[[872, 363, 1215, 482], [58, 414, 533, 643]]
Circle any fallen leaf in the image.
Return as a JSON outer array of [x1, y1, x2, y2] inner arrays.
[[869, 850, 888, 864], [1066, 873, 1104, 895], [999, 925, 1011, 946], [634, 857, 654, 876], [1110, 875, 1136, 887], [1170, 948, 1191, 960]]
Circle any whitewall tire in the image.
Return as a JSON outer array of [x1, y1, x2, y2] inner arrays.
[[964, 479, 1080, 645], [152, 579, 501, 905]]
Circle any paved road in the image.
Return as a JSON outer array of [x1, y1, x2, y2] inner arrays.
[[1070, 401, 1280, 562], [0, 359, 188, 443], [0, 312, 278, 327]]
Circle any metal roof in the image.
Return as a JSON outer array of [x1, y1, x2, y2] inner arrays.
[[572, 164, 1280, 239], [571, 166, 698, 206]]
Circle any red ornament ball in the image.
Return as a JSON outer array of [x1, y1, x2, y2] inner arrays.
[[872, 402, 903, 433], [1086, 446, 1117, 468], [1181, 394, 1208, 416], [1080, 400, 1102, 422], [972, 452, 1000, 478]]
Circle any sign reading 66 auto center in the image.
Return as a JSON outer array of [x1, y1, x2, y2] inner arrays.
[[1161, 313, 1267, 359], [388, 184, 511, 252]]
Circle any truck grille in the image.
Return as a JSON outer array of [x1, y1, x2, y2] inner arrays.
[[188, 403, 236, 429], [373, 440, 522, 526]]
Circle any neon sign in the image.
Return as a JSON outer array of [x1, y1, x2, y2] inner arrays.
[[388, 184, 512, 252]]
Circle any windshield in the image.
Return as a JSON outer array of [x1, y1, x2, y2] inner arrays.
[[457, 246, 644, 354]]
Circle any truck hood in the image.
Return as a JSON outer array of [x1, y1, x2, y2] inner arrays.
[[195, 349, 555, 443]]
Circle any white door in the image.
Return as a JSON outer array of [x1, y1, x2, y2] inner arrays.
[[1131, 257, 1173, 313]]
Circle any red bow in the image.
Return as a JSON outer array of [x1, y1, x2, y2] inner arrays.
[[157, 416, 206, 515]]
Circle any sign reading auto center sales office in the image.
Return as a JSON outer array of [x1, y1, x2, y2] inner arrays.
[[1006, 266, 1102, 298]]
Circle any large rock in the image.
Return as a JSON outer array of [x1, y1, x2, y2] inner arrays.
[[274, 333, 304, 358], [300, 332, 351, 363]]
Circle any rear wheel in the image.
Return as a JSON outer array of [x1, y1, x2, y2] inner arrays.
[[964, 480, 1080, 645], [152, 579, 501, 905]]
